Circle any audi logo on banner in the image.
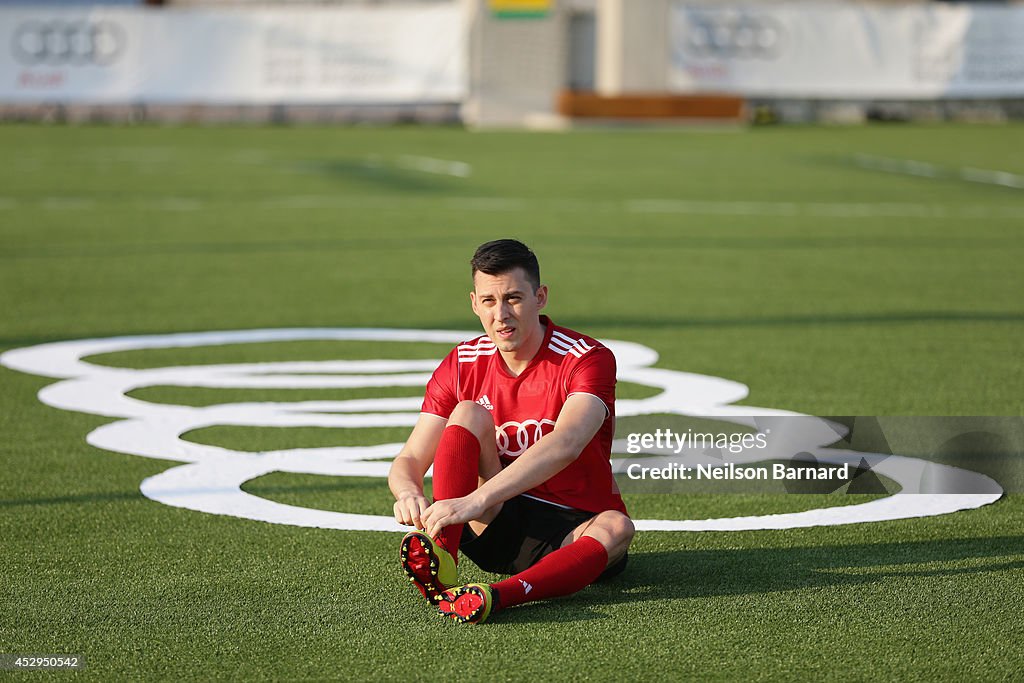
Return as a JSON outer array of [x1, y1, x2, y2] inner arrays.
[[681, 13, 785, 60], [12, 20, 126, 67]]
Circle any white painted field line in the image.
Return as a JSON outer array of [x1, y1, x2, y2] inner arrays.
[[445, 197, 525, 211], [852, 154, 940, 178], [220, 195, 1024, 218], [264, 195, 355, 209], [149, 198, 204, 212], [397, 154, 471, 178], [41, 197, 96, 210], [629, 200, 801, 216], [960, 167, 1024, 189], [231, 149, 271, 165], [11, 193, 1022, 220], [853, 153, 1024, 190], [802, 202, 945, 218], [627, 199, 951, 218]]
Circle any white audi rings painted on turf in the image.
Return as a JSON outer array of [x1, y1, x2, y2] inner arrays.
[[0, 328, 1002, 532]]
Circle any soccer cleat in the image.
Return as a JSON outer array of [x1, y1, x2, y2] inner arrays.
[[399, 531, 457, 605], [437, 583, 495, 624]]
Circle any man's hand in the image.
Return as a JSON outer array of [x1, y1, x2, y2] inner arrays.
[[393, 493, 431, 529], [388, 414, 448, 528], [421, 493, 486, 539]]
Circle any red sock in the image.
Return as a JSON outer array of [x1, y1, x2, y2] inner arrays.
[[492, 536, 609, 609], [431, 424, 481, 558]]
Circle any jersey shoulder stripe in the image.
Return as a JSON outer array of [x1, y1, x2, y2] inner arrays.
[[548, 329, 597, 359], [549, 335, 573, 352], [459, 336, 495, 351], [457, 336, 497, 363]]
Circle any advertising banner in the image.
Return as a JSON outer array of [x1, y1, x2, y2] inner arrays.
[[0, 5, 465, 103], [670, 3, 1024, 98]]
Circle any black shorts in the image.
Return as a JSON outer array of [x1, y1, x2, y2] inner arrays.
[[459, 494, 628, 579]]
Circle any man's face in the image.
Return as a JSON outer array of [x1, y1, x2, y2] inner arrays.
[[470, 267, 548, 353]]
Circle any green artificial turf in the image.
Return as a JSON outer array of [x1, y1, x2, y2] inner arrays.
[[1, 123, 1022, 680]]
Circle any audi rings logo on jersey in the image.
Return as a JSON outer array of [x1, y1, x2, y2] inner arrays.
[[12, 20, 126, 67], [681, 14, 785, 60], [495, 419, 556, 458]]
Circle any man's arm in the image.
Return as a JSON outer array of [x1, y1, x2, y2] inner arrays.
[[388, 413, 447, 529], [419, 393, 606, 538]]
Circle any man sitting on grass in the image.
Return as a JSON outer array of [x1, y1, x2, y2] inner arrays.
[[388, 239, 634, 624]]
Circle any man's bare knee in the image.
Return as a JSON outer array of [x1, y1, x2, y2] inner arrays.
[[569, 510, 635, 566], [447, 400, 493, 440], [600, 511, 635, 549]]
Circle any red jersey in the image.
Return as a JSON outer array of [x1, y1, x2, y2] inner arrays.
[[421, 315, 627, 515]]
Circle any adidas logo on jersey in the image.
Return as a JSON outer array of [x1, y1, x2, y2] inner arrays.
[[519, 579, 533, 594], [476, 395, 493, 411]]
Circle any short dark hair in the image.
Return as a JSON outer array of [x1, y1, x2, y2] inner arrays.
[[470, 239, 540, 291]]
